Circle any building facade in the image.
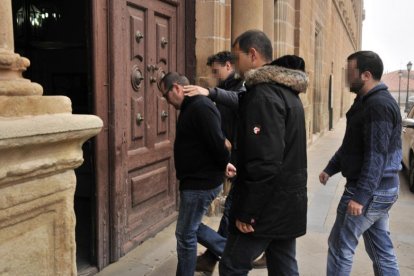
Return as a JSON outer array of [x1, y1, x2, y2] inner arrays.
[[196, 0, 363, 140], [7, 0, 363, 274]]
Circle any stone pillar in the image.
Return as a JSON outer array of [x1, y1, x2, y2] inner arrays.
[[0, 1, 102, 275], [274, 0, 296, 57], [0, 0, 14, 51], [263, 0, 274, 54], [195, 0, 231, 87], [231, 0, 263, 40], [231, 0, 274, 51]]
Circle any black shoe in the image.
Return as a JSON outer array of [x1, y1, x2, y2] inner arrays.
[[195, 251, 218, 273], [252, 254, 267, 269]]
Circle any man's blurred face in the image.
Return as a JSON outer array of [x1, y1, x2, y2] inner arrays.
[[210, 61, 233, 82], [159, 82, 184, 109], [232, 43, 251, 78], [347, 59, 364, 93]]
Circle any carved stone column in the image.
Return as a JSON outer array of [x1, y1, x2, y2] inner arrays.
[[263, 0, 274, 51], [0, 1, 102, 275], [231, 0, 274, 52], [231, 0, 263, 39]]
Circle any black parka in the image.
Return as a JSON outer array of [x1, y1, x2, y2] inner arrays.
[[230, 64, 309, 239]]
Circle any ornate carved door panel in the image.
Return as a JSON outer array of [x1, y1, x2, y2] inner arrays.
[[109, 0, 182, 259]]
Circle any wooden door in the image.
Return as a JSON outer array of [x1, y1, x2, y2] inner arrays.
[[109, 0, 184, 260]]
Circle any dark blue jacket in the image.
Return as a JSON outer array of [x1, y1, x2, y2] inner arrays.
[[324, 83, 402, 206]]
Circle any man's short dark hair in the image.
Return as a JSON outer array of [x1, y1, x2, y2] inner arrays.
[[347, 51, 383, 80], [158, 72, 189, 92], [206, 51, 234, 66], [232, 30, 273, 62]]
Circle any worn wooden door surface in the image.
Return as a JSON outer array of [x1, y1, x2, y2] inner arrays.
[[109, 0, 182, 259]]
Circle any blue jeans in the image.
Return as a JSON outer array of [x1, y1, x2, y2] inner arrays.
[[327, 186, 400, 276], [219, 233, 299, 276], [175, 185, 222, 276], [197, 183, 234, 259]]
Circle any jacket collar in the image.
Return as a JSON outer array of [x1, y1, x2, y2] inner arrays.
[[244, 64, 309, 93], [180, 95, 192, 111], [362, 82, 388, 101], [218, 72, 242, 90]]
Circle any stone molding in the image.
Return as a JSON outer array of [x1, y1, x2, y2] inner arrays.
[[333, 0, 358, 50], [0, 50, 43, 96], [0, 113, 103, 186], [0, 95, 71, 117]]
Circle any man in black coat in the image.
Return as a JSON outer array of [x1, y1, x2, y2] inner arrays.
[[183, 51, 244, 273], [206, 51, 244, 157], [158, 72, 235, 276], [219, 30, 309, 276]]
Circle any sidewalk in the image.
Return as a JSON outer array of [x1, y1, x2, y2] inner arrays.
[[96, 118, 414, 276]]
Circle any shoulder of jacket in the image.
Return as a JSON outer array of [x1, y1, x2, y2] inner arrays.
[[244, 65, 308, 93]]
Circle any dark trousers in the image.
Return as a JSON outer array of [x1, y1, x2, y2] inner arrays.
[[219, 233, 299, 276]]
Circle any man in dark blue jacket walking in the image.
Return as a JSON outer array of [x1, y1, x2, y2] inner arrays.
[[319, 51, 401, 276]]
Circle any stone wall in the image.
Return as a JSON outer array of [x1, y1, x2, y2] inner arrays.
[[195, 0, 232, 87]]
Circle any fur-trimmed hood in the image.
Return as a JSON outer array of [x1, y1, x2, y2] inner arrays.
[[244, 65, 309, 93]]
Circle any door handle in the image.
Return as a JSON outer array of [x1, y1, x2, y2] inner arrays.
[[161, 110, 168, 120], [136, 113, 144, 125], [135, 31, 144, 43], [161, 37, 168, 48], [131, 66, 144, 91], [147, 64, 159, 72]]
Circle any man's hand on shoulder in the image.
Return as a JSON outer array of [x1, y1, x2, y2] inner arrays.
[[183, 85, 209, 97]]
